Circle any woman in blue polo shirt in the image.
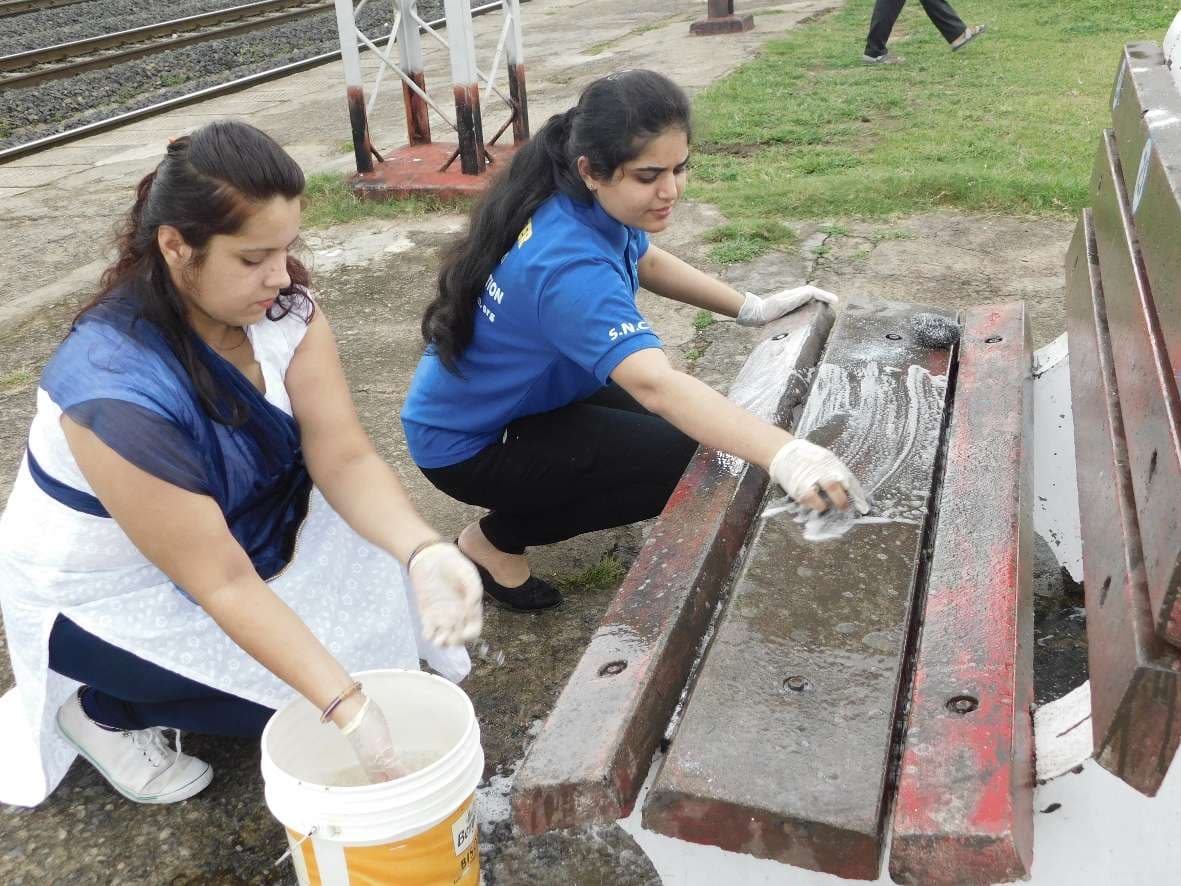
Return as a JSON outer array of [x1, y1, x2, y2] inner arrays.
[[402, 70, 867, 611]]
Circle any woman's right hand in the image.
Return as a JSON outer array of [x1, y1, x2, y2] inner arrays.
[[408, 541, 483, 646], [338, 694, 406, 782], [770, 438, 870, 515]]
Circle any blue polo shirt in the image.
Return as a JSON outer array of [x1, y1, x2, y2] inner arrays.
[[401, 192, 662, 468]]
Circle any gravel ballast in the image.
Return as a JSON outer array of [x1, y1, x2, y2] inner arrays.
[[0, 0, 452, 149]]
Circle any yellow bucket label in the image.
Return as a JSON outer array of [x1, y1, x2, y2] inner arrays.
[[289, 795, 480, 885]]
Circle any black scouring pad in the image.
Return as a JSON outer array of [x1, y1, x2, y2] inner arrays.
[[910, 312, 960, 349]]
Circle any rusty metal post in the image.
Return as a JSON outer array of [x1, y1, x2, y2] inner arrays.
[[395, 0, 431, 146], [444, 0, 486, 175], [504, 0, 529, 143], [690, 0, 754, 36], [334, 0, 375, 174]]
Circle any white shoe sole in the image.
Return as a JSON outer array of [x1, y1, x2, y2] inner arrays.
[[57, 712, 214, 804]]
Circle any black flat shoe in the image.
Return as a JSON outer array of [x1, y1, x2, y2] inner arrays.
[[473, 562, 563, 612]]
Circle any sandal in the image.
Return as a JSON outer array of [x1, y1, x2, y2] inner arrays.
[[951, 24, 987, 52], [862, 51, 903, 65]]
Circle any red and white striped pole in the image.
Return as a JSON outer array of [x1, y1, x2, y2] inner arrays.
[[396, 0, 431, 146], [334, 0, 376, 173], [444, 0, 486, 175]]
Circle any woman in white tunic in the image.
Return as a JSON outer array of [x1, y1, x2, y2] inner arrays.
[[0, 121, 482, 807]]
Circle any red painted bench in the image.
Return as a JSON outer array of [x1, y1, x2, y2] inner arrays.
[[643, 296, 958, 881], [1099, 43, 1181, 647], [514, 294, 1037, 884], [888, 304, 1034, 884], [509, 35, 1181, 886], [1062, 40, 1181, 796], [512, 302, 833, 833]]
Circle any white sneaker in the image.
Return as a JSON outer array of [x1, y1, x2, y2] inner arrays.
[[56, 690, 213, 804]]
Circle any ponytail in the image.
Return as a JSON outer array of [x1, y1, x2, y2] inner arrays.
[[422, 69, 692, 372]]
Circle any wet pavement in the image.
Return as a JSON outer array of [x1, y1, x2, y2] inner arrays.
[[0, 1, 1087, 883]]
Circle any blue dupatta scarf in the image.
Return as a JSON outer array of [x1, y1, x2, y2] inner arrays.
[[33, 291, 312, 581]]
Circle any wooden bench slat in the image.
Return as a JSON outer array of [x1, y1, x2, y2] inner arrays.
[[888, 302, 1035, 885], [1065, 209, 1181, 796], [642, 296, 954, 881], [511, 304, 834, 834], [1110, 42, 1181, 382], [1089, 128, 1181, 646]]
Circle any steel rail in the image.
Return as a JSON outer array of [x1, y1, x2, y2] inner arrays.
[[0, 0, 89, 19], [0, 0, 328, 72], [0, 0, 509, 164], [0, 1, 336, 88]]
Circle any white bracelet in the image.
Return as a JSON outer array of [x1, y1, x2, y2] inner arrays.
[[338, 696, 371, 736]]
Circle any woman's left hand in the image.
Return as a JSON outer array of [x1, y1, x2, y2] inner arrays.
[[408, 542, 483, 647], [736, 285, 838, 327]]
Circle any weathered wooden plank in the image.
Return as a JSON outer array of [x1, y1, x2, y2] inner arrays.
[[1110, 42, 1170, 197], [511, 303, 834, 834], [1109, 41, 1181, 379], [1089, 129, 1181, 646], [1065, 210, 1181, 795], [642, 296, 954, 880], [888, 302, 1034, 885]]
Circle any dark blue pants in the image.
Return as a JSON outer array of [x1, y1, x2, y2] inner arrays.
[[48, 615, 274, 737]]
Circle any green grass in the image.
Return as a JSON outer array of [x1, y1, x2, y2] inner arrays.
[[704, 218, 797, 263], [301, 173, 455, 229], [0, 369, 34, 391], [868, 227, 915, 243], [693, 309, 716, 330], [557, 554, 627, 593], [688, 0, 1174, 222]]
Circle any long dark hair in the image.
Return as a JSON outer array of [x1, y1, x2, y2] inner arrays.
[[81, 120, 310, 425], [422, 69, 692, 371]]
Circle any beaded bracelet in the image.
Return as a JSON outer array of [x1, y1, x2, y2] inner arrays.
[[320, 680, 363, 724]]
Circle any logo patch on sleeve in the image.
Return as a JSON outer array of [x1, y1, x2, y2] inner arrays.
[[517, 218, 533, 248]]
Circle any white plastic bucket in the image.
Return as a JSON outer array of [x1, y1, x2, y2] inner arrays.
[[261, 669, 483, 885]]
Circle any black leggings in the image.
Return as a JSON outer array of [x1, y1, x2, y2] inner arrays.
[[422, 385, 698, 554]]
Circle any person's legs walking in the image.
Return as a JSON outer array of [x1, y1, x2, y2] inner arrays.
[[918, 0, 967, 44], [864, 0, 907, 59]]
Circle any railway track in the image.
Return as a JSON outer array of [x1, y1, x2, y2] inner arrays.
[[0, 0, 507, 163], [0, 0, 336, 89], [0, 0, 90, 18]]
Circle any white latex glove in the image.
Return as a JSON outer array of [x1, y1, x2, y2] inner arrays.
[[339, 695, 406, 782], [769, 438, 871, 515], [736, 285, 839, 327], [407, 541, 483, 647]]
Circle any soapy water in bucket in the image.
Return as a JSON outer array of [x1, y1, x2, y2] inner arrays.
[[325, 748, 446, 787], [262, 670, 484, 886]]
